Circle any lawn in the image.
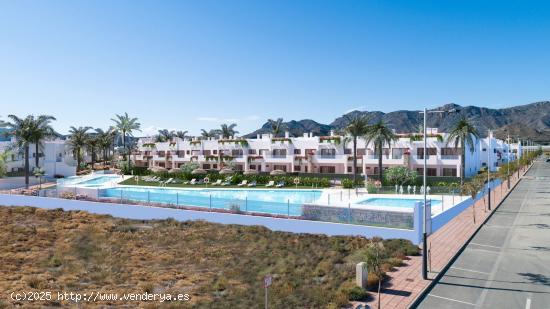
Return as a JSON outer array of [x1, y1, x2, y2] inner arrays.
[[0, 206, 419, 308]]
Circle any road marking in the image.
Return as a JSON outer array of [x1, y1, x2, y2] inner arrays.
[[428, 294, 476, 306], [526, 298, 531, 309], [469, 242, 501, 249], [450, 266, 490, 275]]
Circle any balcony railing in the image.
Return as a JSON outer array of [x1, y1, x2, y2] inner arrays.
[[441, 155, 460, 160]]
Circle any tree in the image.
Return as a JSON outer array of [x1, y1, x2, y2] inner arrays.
[[461, 177, 483, 224], [156, 129, 174, 142], [0, 151, 9, 178], [365, 120, 397, 182], [175, 130, 188, 140], [200, 129, 217, 139], [268, 118, 286, 137], [111, 113, 141, 170], [342, 113, 371, 185], [366, 241, 385, 309], [216, 123, 238, 139], [6, 115, 36, 187], [385, 166, 418, 186], [68, 126, 92, 171], [446, 117, 480, 185], [29, 115, 57, 168], [86, 131, 100, 170], [95, 128, 116, 167]]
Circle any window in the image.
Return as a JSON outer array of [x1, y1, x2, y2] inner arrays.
[[213, 150, 218, 154], [320, 166, 336, 174], [213, 164, 217, 169], [272, 149, 287, 158], [248, 149, 257, 155], [392, 148, 404, 159], [273, 165, 287, 171], [320, 148, 336, 158], [231, 149, 243, 157], [416, 168, 437, 176], [294, 165, 301, 171], [186, 150, 190, 155], [344, 148, 352, 155], [442, 168, 456, 176], [347, 166, 352, 173], [203, 164, 211, 169], [416, 148, 436, 158], [294, 149, 301, 155], [356, 148, 366, 156]]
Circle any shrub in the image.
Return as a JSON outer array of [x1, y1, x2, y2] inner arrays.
[[382, 239, 420, 256], [367, 273, 381, 289], [386, 257, 403, 267], [346, 286, 368, 301], [60, 191, 75, 199]]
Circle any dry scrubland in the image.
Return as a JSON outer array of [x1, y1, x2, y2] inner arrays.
[[0, 206, 418, 308]]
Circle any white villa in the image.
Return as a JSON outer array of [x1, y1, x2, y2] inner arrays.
[[132, 128, 522, 177], [0, 137, 77, 177]]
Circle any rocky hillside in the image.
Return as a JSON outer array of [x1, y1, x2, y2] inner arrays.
[[245, 101, 550, 142]]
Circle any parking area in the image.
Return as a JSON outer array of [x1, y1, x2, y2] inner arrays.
[[417, 159, 550, 308]]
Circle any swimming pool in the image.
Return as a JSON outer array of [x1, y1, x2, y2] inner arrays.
[[99, 187, 323, 216], [358, 198, 442, 208], [77, 176, 121, 186]]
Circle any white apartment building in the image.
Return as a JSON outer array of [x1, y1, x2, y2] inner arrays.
[[0, 137, 77, 177], [133, 129, 520, 178]]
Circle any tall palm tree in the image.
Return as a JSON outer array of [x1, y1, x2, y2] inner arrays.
[[217, 123, 238, 139], [175, 130, 188, 140], [68, 126, 92, 171], [95, 128, 115, 167], [342, 113, 371, 184], [6, 115, 35, 187], [156, 129, 174, 142], [268, 118, 286, 137], [86, 131, 101, 170], [446, 117, 480, 185], [111, 113, 141, 169], [365, 120, 397, 182], [200, 129, 217, 139], [29, 115, 57, 168]]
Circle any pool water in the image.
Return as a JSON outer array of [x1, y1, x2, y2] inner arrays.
[[359, 198, 442, 208], [77, 176, 120, 186], [99, 187, 322, 216]]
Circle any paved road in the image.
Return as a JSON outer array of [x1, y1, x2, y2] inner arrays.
[[416, 159, 550, 308], [0, 176, 42, 190]]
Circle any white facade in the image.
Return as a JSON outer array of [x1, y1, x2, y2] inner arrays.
[[132, 129, 516, 178], [0, 137, 77, 177]]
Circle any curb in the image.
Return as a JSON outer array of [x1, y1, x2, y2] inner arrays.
[[407, 163, 534, 308]]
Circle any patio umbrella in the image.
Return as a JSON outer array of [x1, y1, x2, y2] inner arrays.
[[191, 168, 207, 175], [219, 168, 235, 175], [270, 169, 286, 176], [243, 169, 259, 175]]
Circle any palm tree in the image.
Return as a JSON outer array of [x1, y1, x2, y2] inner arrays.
[[365, 120, 397, 182], [111, 113, 141, 169], [446, 117, 480, 185], [200, 129, 216, 140], [175, 130, 188, 140], [29, 115, 57, 168], [68, 126, 92, 171], [268, 118, 286, 137], [156, 129, 174, 142], [86, 131, 101, 170], [342, 114, 371, 184], [217, 123, 238, 139], [95, 128, 115, 167], [6, 115, 35, 187]]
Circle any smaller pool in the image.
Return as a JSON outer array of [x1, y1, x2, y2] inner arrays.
[[76, 176, 120, 186], [359, 198, 442, 208]]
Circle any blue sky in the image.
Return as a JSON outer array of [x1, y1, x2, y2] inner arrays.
[[1, 0, 549, 136]]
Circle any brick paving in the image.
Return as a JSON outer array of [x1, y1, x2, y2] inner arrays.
[[361, 167, 529, 309]]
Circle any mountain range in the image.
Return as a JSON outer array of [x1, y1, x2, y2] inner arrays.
[[245, 101, 550, 142]]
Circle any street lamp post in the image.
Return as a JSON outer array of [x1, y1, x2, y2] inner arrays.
[[487, 131, 491, 211], [419, 107, 451, 280]]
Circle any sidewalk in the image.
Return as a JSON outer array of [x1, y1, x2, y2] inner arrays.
[[362, 169, 527, 309]]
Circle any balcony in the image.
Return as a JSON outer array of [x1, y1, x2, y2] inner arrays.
[[441, 155, 460, 160]]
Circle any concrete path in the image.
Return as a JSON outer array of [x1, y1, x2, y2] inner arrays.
[[417, 160, 550, 308]]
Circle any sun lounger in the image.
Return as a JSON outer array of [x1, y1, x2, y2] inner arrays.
[[221, 177, 232, 186], [275, 181, 285, 188], [162, 178, 174, 186], [237, 180, 248, 186], [196, 179, 204, 185], [247, 180, 257, 187], [265, 180, 275, 187], [211, 179, 223, 186], [185, 178, 197, 185]]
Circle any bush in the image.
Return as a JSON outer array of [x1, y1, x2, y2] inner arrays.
[[346, 286, 369, 301], [382, 239, 420, 256], [60, 191, 75, 199], [367, 272, 381, 289]]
